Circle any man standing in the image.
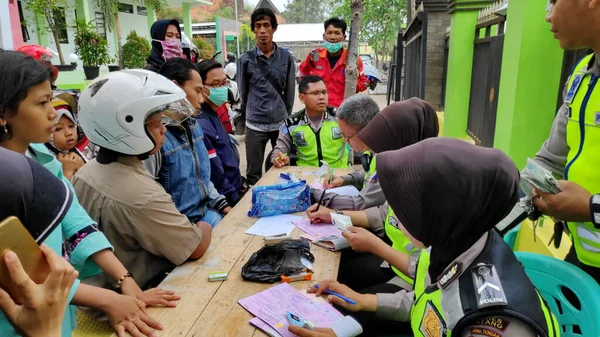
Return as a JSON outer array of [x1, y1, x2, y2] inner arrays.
[[270, 75, 350, 169], [298, 18, 370, 108], [525, 0, 600, 283], [237, 8, 296, 185]]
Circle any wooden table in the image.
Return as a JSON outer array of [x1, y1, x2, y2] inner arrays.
[[110, 166, 352, 337]]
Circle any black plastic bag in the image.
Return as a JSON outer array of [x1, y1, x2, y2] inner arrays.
[[242, 239, 314, 283]]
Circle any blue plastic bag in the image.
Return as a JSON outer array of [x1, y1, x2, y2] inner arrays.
[[248, 181, 311, 217]]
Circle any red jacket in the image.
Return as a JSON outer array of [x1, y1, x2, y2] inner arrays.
[[298, 48, 369, 108]]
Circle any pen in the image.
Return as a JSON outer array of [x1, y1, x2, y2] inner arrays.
[[275, 153, 288, 161], [313, 284, 357, 305]]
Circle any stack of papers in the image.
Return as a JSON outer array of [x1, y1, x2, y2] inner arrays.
[[239, 283, 343, 337], [245, 214, 303, 237], [520, 159, 562, 197], [293, 219, 343, 238]]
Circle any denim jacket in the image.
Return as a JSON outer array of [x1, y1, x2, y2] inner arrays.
[[144, 119, 228, 223]]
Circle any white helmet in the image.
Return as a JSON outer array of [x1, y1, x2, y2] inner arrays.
[[78, 69, 194, 156]]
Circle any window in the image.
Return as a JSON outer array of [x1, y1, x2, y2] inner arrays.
[[95, 12, 107, 39], [137, 6, 147, 16], [118, 3, 134, 14], [17, 1, 30, 42], [53, 8, 69, 44]]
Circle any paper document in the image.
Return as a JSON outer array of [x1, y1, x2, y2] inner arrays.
[[328, 186, 360, 197], [239, 283, 343, 337], [294, 219, 343, 238], [250, 318, 283, 337], [301, 234, 350, 251], [245, 214, 302, 237]]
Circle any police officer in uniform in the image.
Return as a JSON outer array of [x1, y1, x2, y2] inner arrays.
[[523, 0, 600, 283], [290, 139, 560, 337], [270, 75, 350, 169]]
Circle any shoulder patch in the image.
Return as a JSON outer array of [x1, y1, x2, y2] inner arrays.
[[564, 74, 583, 104], [471, 264, 507, 309], [438, 262, 462, 290]]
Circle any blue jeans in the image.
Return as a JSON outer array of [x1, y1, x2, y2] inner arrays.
[[202, 209, 223, 228]]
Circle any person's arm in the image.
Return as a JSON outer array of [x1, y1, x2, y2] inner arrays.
[[342, 170, 367, 190], [237, 57, 249, 114], [284, 55, 296, 115], [202, 129, 239, 205], [355, 58, 369, 93], [531, 102, 570, 179], [135, 192, 211, 264], [206, 179, 230, 214], [298, 54, 312, 78], [271, 124, 293, 165], [313, 179, 386, 211], [363, 204, 388, 238], [306, 204, 370, 228]]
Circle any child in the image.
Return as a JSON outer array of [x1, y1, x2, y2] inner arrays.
[[46, 101, 87, 180]]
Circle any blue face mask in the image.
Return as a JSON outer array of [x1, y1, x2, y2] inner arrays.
[[208, 87, 228, 106], [324, 41, 343, 53]]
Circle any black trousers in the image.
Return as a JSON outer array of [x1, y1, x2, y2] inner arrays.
[[245, 128, 279, 185], [338, 250, 397, 291]]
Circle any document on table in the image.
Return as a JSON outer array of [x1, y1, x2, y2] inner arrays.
[[250, 318, 283, 337], [239, 283, 343, 337], [294, 219, 343, 238], [245, 214, 303, 237]]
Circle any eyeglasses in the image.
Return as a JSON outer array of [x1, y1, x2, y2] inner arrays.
[[343, 132, 357, 142], [302, 90, 328, 97], [205, 79, 230, 88]]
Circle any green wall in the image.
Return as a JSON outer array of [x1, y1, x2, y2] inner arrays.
[[493, 0, 564, 169]]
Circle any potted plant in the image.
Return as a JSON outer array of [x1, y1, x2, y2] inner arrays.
[[122, 31, 151, 69], [74, 20, 111, 80], [108, 52, 121, 72]]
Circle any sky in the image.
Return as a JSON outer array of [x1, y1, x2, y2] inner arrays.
[[246, 0, 287, 12]]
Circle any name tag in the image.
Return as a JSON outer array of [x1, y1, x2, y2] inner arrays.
[[595, 112, 600, 125]]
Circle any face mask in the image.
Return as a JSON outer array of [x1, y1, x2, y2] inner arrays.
[[324, 41, 343, 53], [208, 87, 229, 106], [154, 39, 183, 61]]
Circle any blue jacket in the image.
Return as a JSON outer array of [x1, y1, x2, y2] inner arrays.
[[197, 104, 242, 205], [144, 119, 228, 224]]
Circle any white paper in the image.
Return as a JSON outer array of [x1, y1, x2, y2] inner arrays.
[[328, 186, 361, 197], [245, 214, 302, 237]]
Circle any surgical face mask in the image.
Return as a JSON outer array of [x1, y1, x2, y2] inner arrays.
[[324, 41, 343, 53], [208, 87, 229, 106], [154, 39, 183, 61]]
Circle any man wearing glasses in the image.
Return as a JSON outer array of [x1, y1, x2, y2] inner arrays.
[[270, 75, 350, 169], [196, 60, 246, 207]]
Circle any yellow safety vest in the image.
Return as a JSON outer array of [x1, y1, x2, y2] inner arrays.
[[564, 54, 600, 267], [363, 151, 377, 186], [383, 206, 415, 285]]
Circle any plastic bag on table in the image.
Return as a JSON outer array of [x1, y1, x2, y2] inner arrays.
[[248, 180, 311, 217], [241, 239, 315, 283]]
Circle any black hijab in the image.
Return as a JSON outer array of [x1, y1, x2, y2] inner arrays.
[[146, 19, 182, 69], [357, 97, 439, 153], [377, 138, 519, 280], [0, 147, 73, 242]]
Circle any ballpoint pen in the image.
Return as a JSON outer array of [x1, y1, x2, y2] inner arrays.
[[313, 284, 357, 305]]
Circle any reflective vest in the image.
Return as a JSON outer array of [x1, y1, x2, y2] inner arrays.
[[410, 232, 559, 337], [564, 54, 600, 267], [383, 206, 416, 285], [286, 108, 350, 168], [363, 151, 377, 186]]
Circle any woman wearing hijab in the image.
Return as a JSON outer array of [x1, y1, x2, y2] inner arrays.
[[292, 138, 560, 337], [308, 98, 440, 292], [316, 97, 439, 211], [145, 19, 184, 72]]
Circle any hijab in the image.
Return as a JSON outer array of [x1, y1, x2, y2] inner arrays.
[[0, 147, 72, 242], [357, 97, 439, 153], [146, 19, 182, 69], [377, 138, 519, 280]]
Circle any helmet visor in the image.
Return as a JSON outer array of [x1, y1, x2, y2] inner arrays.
[[147, 97, 195, 126]]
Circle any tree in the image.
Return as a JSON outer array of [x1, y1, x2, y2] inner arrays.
[[24, 0, 71, 65], [238, 24, 255, 54], [157, 7, 183, 21], [282, 0, 332, 24], [344, 0, 364, 98], [94, 0, 167, 68]]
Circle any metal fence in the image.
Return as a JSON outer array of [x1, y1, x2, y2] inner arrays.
[[466, 16, 506, 147], [401, 11, 428, 100]]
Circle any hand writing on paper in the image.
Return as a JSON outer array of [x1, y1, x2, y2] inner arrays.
[[288, 325, 337, 337], [307, 204, 334, 223], [308, 280, 376, 312], [322, 174, 343, 189], [532, 180, 592, 222], [342, 227, 385, 254], [272, 152, 290, 168]]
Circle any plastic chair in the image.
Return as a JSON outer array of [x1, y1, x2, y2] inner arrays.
[[72, 310, 113, 337], [515, 252, 600, 337], [503, 224, 521, 250]]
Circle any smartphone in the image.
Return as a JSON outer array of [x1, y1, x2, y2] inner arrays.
[[0, 216, 50, 303]]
